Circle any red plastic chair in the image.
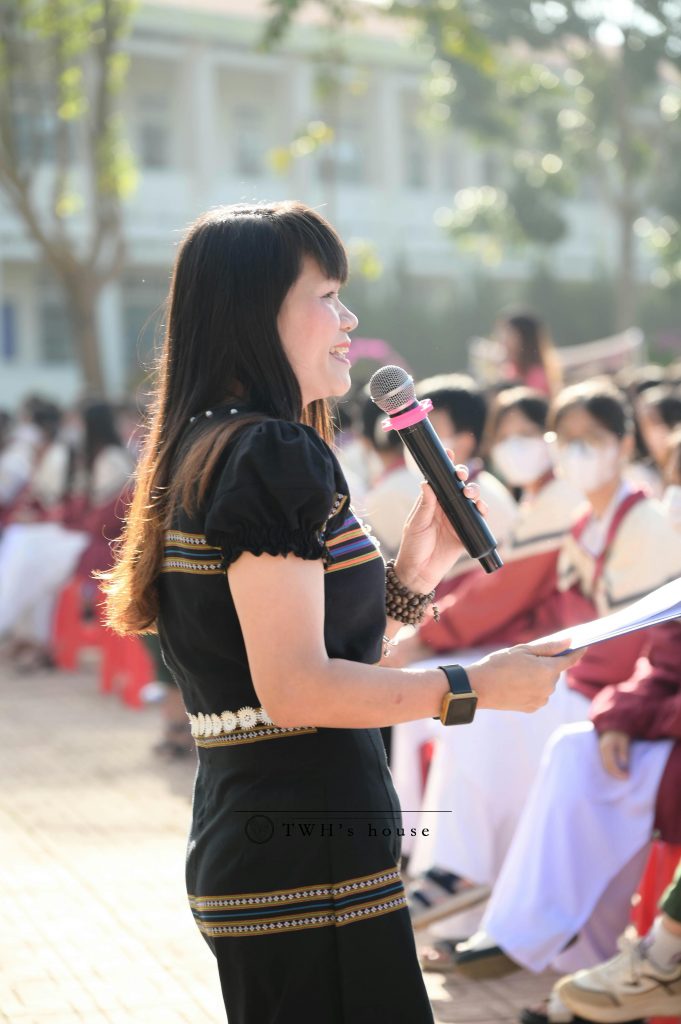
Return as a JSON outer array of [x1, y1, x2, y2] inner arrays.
[[52, 578, 107, 670], [630, 840, 681, 1024], [99, 630, 155, 709]]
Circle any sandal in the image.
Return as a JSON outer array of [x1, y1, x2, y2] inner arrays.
[[419, 939, 463, 972], [407, 867, 491, 930]]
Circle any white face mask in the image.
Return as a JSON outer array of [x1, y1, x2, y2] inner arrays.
[[662, 484, 681, 531], [491, 436, 553, 488], [553, 440, 621, 495]]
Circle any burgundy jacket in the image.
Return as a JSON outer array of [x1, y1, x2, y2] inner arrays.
[[590, 619, 681, 844]]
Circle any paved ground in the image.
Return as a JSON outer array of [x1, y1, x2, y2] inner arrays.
[[0, 657, 559, 1023]]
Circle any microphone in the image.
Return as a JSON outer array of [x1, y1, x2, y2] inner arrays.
[[369, 365, 503, 574]]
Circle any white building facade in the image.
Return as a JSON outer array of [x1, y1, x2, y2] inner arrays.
[[0, 0, 620, 408]]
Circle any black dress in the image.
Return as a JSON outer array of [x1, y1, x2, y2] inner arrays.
[[157, 416, 434, 1024]]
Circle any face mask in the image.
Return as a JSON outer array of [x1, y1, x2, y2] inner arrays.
[[491, 436, 553, 488], [553, 440, 621, 495], [662, 484, 681, 531]]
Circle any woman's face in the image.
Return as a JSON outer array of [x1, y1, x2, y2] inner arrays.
[[496, 321, 521, 362], [277, 256, 358, 407], [553, 405, 629, 496], [494, 407, 542, 444], [491, 407, 552, 487]]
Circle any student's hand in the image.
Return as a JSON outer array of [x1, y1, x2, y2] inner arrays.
[[598, 730, 630, 779], [465, 639, 585, 713], [394, 456, 488, 595]]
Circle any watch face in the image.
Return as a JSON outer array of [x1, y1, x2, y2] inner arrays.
[[443, 693, 477, 726]]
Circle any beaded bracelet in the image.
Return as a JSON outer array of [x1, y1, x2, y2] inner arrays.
[[385, 559, 440, 626]]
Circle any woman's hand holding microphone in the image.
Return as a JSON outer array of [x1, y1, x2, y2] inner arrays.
[[388, 456, 585, 714]]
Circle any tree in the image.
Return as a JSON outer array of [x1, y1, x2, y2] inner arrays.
[[0, 0, 137, 393], [265, 1, 681, 329]]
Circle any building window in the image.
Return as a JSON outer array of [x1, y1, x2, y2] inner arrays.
[[40, 300, 75, 364], [13, 98, 58, 163], [403, 122, 428, 190], [233, 105, 266, 178], [138, 94, 171, 169], [1, 302, 17, 360], [317, 119, 367, 185]]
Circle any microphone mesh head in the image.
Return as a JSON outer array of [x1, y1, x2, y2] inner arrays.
[[368, 365, 416, 414]]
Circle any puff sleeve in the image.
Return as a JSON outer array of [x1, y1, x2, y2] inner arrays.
[[204, 420, 342, 568]]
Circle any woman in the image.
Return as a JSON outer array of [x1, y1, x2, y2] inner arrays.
[[102, 201, 579, 1023], [495, 311, 562, 397]]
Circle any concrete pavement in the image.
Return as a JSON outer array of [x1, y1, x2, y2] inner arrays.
[[0, 658, 558, 1023]]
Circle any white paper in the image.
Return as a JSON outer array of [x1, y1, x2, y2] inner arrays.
[[535, 576, 681, 652]]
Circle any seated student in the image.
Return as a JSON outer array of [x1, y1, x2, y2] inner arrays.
[[494, 311, 562, 397], [66, 401, 136, 582], [556, 858, 681, 1024], [411, 373, 518, 590], [402, 379, 681, 955], [628, 384, 681, 497], [615, 365, 668, 495], [451, 619, 681, 1024], [662, 425, 681, 531], [0, 401, 133, 671], [390, 387, 582, 665]]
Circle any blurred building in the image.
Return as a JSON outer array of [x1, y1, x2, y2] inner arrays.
[[0, 0, 621, 407]]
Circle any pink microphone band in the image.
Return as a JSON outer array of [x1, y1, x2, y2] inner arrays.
[[381, 398, 433, 432]]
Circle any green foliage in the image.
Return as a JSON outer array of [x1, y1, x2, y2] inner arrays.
[[0, 0, 137, 214], [264, 0, 681, 314]]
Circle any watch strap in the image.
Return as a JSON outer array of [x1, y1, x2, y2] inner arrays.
[[436, 664, 478, 725]]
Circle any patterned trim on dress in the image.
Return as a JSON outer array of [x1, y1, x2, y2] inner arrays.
[[162, 530, 224, 575], [189, 867, 407, 937], [323, 509, 383, 575], [188, 705, 317, 747]]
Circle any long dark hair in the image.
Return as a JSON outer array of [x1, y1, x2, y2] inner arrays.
[[550, 379, 633, 439], [503, 312, 562, 395], [102, 201, 348, 634]]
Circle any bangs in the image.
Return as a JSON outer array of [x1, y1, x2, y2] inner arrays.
[[280, 203, 349, 284]]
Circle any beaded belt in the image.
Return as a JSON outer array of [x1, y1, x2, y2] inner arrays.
[[187, 705, 318, 747], [188, 705, 274, 737]]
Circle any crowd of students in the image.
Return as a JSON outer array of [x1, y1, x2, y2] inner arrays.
[[2, 310, 681, 1021], [0, 395, 136, 671], [332, 321, 681, 1024]]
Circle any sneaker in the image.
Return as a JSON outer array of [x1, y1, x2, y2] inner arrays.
[[556, 929, 681, 1023], [406, 867, 490, 930], [519, 990, 643, 1024], [453, 929, 520, 979]]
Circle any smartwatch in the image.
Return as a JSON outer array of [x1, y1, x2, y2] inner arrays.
[[435, 664, 478, 726]]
